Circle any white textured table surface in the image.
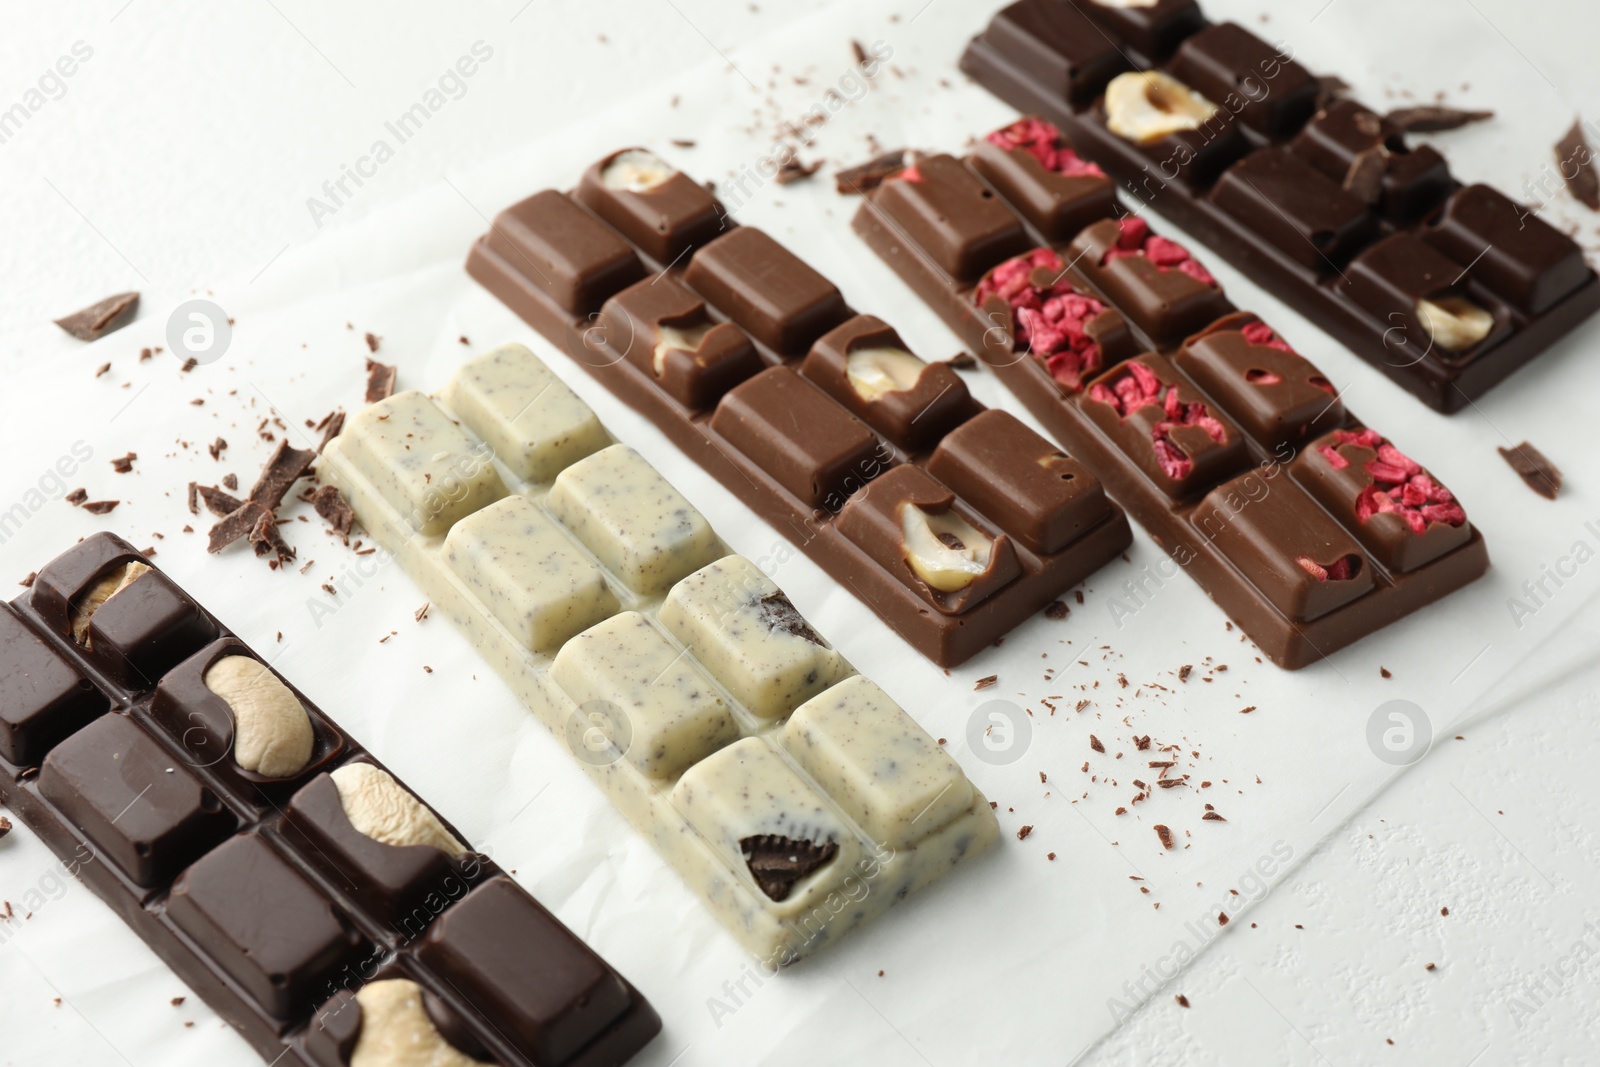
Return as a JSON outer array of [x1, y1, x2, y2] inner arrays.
[[3, 2, 1600, 1065]]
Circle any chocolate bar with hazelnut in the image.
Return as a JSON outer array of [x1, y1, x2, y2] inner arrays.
[[465, 146, 1133, 667], [0, 533, 661, 1067], [957, 0, 1600, 412], [851, 117, 1489, 668]]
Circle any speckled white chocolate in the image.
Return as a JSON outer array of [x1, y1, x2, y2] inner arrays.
[[551, 612, 740, 780], [658, 555, 847, 719], [672, 737, 863, 919], [319, 344, 998, 962], [440, 343, 609, 483], [783, 675, 974, 849], [445, 496, 617, 654], [331, 763, 466, 855], [546, 443, 722, 595], [341, 391, 505, 536], [351, 980, 487, 1067]]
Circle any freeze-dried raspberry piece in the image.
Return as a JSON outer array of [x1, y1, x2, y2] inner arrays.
[[1100, 216, 1218, 287], [1089, 362, 1227, 480], [1240, 321, 1296, 354], [1318, 428, 1383, 469], [1296, 554, 1362, 581], [987, 118, 1107, 178], [1322, 431, 1467, 533], [894, 164, 924, 183], [975, 250, 1108, 389]]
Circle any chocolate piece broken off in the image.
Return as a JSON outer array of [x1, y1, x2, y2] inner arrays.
[[740, 834, 838, 901], [54, 292, 139, 341], [1556, 119, 1599, 211], [365, 359, 397, 404], [1383, 106, 1494, 133], [835, 149, 920, 195], [1498, 441, 1562, 500], [207, 441, 316, 563], [311, 485, 355, 539]]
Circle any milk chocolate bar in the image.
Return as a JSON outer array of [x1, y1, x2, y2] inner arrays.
[[957, 0, 1599, 412], [463, 147, 1133, 667], [851, 120, 1489, 668], [0, 533, 660, 1066], [319, 344, 1000, 963]]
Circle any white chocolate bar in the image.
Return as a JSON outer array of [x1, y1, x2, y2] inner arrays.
[[321, 343, 997, 963]]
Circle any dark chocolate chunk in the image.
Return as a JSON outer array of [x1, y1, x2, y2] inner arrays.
[[1169, 23, 1317, 139], [968, 0, 1133, 110], [1556, 119, 1599, 210], [775, 157, 823, 185], [208, 440, 317, 562], [53, 292, 139, 341], [740, 834, 839, 901], [485, 190, 645, 315], [363, 359, 396, 404], [82, 500, 120, 515], [311, 485, 355, 538], [835, 149, 921, 195], [0, 604, 107, 766], [1075, 0, 1206, 61], [1429, 184, 1591, 314], [1497, 442, 1561, 499], [683, 227, 849, 356], [1384, 105, 1493, 133], [110, 452, 137, 474], [65, 487, 88, 506], [1210, 149, 1378, 272]]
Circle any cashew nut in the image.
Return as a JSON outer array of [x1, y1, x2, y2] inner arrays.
[[1105, 72, 1220, 145], [71, 562, 151, 646], [602, 149, 675, 192], [203, 655, 314, 778], [350, 980, 488, 1067], [901, 505, 994, 592], [1416, 295, 1495, 352], [654, 321, 715, 376], [846, 347, 926, 401], [330, 763, 466, 854]]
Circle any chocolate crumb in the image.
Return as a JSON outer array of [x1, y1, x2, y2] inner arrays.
[[1556, 119, 1599, 210], [1044, 600, 1070, 619], [65, 488, 88, 506], [1239, 705, 1256, 714], [974, 674, 999, 691], [208, 437, 227, 461], [835, 149, 919, 195], [83, 500, 120, 515], [1498, 441, 1562, 499], [1175, 994, 1190, 1008], [1425, 963, 1436, 971], [1016, 825, 1033, 840], [851, 39, 868, 66], [670, 138, 697, 148], [1047, 852, 1056, 861], [94, 362, 112, 379], [1384, 105, 1493, 132], [1089, 734, 1105, 753], [1202, 811, 1226, 822], [1380, 667, 1392, 679], [0, 815, 10, 838], [311, 485, 355, 540], [945, 352, 978, 370], [1155, 824, 1175, 850], [54, 292, 139, 341], [415, 602, 430, 623], [1441, 907, 1449, 916], [1178, 664, 1192, 682], [364, 331, 381, 353], [775, 156, 823, 186], [364, 358, 397, 403], [171, 996, 185, 1007], [20, 572, 36, 588], [458, 335, 471, 346], [1217, 912, 1230, 926], [221, 473, 238, 491]]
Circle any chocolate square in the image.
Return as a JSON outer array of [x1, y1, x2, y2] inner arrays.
[[1193, 470, 1374, 623], [799, 315, 978, 451], [484, 190, 645, 314], [39, 714, 235, 888], [83, 569, 217, 688], [1290, 100, 1454, 223], [417, 876, 634, 1066], [1211, 149, 1378, 272], [975, 0, 1134, 109], [595, 276, 764, 412], [969, 135, 1117, 244], [0, 604, 107, 767], [1078, 0, 1206, 61], [1346, 232, 1509, 360], [1427, 184, 1590, 314], [165, 832, 367, 1021], [709, 366, 892, 512], [869, 154, 1033, 283], [1169, 23, 1317, 139], [683, 227, 849, 357], [575, 149, 727, 264], [927, 408, 1113, 556], [1069, 217, 1233, 346], [1175, 312, 1344, 452]]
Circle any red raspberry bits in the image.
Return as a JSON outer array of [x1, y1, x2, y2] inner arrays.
[[1100, 216, 1218, 287], [1088, 361, 1228, 479], [1319, 430, 1467, 532], [975, 249, 1109, 391], [987, 118, 1106, 179], [1239, 320, 1296, 353], [1296, 554, 1363, 581]]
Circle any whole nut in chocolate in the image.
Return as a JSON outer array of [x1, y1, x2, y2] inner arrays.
[[602, 149, 675, 192], [845, 346, 927, 400], [1416, 295, 1495, 353], [902, 504, 994, 591], [1105, 71, 1219, 145], [70, 561, 150, 645], [349, 979, 488, 1067], [202, 655, 314, 777], [331, 762, 467, 854]]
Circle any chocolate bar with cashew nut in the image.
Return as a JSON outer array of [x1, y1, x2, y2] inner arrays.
[[957, 0, 1600, 412], [463, 148, 1134, 667], [850, 118, 1489, 668], [0, 532, 661, 1066]]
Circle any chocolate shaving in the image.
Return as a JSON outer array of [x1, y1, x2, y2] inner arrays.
[[65, 488, 88, 507], [82, 500, 120, 515], [1154, 824, 1175, 850], [208, 437, 227, 461], [311, 485, 355, 539], [1383, 106, 1493, 133], [974, 674, 998, 691], [221, 473, 238, 491], [1044, 599, 1069, 619], [364, 331, 381, 353], [1175, 994, 1191, 1008], [756, 592, 824, 645], [670, 138, 697, 148], [1202, 811, 1227, 822], [1556, 119, 1599, 211], [1089, 734, 1105, 753], [110, 452, 137, 474], [1498, 442, 1562, 499], [207, 440, 316, 563], [775, 157, 823, 186], [20, 572, 36, 588], [835, 149, 919, 195], [316, 410, 346, 452], [740, 834, 838, 901], [850, 39, 868, 66], [0, 815, 10, 838], [1343, 146, 1386, 206], [365, 358, 397, 403], [1015, 825, 1033, 841], [196, 484, 244, 517], [53, 292, 139, 341]]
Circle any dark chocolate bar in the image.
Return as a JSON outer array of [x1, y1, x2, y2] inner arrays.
[[0, 534, 660, 1067], [957, 0, 1599, 412], [465, 146, 1133, 667], [850, 119, 1489, 668]]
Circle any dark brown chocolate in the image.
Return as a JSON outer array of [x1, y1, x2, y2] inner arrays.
[[1498, 441, 1562, 500], [54, 291, 139, 341]]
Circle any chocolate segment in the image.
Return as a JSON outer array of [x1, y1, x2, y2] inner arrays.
[[1290, 100, 1453, 222], [595, 276, 764, 412], [1069, 216, 1232, 346], [969, 0, 1133, 110], [683, 227, 849, 356], [970, 120, 1117, 242], [1077, 0, 1206, 61], [575, 147, 727, 264], [1175, 312, 1343, 452], [867, 153, 1032, 282], [1346, 233, 1507, 359], [485, 190, 644, 314], [1428, 183, 1591, 314], [1210, 148, 1378, 271], [1169, 23, 1316, 139], [0, 604, 107, 766]]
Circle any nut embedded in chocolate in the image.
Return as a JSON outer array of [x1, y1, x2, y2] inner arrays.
[[1105, 71, 1219, 145], [53, 291, 139, 341], [740, 834, 839, 901]]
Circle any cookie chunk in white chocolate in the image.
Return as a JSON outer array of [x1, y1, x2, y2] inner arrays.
[[441, 344, 610, 484], [341, 392, 505, 536], [445, 496, 618, 654], [672, 736, 861, 910], [552, 612, 740, 780], [547, 444, 722, 595], [783, 676, 973, 848], [331, 763, 466, 854], [658, 556, 847, 719], [351, 979, 488, 1067]]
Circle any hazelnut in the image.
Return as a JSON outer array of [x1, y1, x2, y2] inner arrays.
[[70, 562, 151, 645], [1105, 72, 1219, 145], [846, 347, 927, 401], [654, 321, 715, 376], [1416, 296, 1495, 352], [601, 149, 675, 192], [349, 979, 487, 1067], [203, 655, 314, 778], [330, 763, 466, 854], [901, 505, 994, 592]]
